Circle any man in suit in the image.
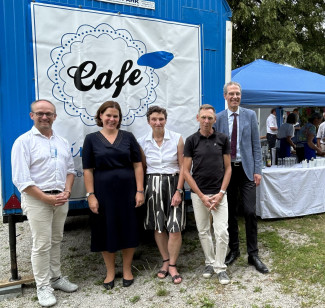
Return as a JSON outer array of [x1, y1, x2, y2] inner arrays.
[[214, 81, 269, 274]]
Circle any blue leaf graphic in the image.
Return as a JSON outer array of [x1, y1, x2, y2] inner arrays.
[[137, 51, 174, 69]]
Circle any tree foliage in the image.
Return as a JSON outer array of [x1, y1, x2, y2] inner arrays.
[[227, 0, 325, 75]]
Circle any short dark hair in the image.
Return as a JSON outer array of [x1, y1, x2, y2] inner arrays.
[[286, 113, 297, 124], [293, 108, 299, 113], [271, 108, 276, 114], [199, 104, 216, 114], [146, 106, 167, 122], [95, 101, 122, 128], [308, 112, 322, 124]]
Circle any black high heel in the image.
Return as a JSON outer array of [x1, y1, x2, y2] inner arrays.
[[103, 279, 115, 290], [122, 278, 134, 287]]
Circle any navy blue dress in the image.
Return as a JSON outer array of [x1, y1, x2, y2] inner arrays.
[[279, 138, 291, 158], [82, 130, 141, 253]]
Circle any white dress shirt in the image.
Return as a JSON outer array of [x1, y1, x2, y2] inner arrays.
[[266, 113, 278, 134], [11, 126, 75, 192], [316, 121, 325, 144], [227, 108, 241, 161], [137, 128, 181, 174]]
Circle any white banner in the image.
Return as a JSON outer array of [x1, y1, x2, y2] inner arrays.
[[97, 0, 155, 10], [31, 3, 201, 200]]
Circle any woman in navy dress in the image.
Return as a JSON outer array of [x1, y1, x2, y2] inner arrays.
[[82, 101, 144, 290]]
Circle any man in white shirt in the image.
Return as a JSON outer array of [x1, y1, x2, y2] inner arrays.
[[317, 112, 325, 151], [11, 99, 78, 307], [266, 108, 278, 149]]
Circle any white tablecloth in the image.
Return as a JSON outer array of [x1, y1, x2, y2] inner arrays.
[[256, 164, 325, 219]]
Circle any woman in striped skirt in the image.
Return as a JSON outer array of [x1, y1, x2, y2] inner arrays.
[[137, 106, 185, 284]]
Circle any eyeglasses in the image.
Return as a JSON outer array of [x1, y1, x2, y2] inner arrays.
[[32, 112, 56, 118]]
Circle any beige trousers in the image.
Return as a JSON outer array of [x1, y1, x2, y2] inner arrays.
[[191, 193, 229, 273], [21, 193, 68, 288]]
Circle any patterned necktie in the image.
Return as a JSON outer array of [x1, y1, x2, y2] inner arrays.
[[231, 113, 237, 160]]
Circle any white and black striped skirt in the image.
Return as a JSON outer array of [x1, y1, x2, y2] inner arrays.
[[144, 173, 186, 233]]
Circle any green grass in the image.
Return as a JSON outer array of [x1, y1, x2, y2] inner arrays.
[[179, 287, 186, 293], [252, 213, 325, 306], [156, 288, 169, 296], [129, 295, 140, 303], [199, 296, 215, 308], [258, 215, 325, 285]]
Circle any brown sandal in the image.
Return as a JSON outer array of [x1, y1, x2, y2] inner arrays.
[[169, 264, 182, 284], [157, 259, 169, 279]]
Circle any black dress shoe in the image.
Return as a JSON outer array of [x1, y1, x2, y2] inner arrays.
[[103, 279, 114, 290], [122, 278, 134, 287], [248, 255, 269, 274], [225, 250, 240, 265]]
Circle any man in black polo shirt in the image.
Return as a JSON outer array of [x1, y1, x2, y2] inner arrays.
[[183, 104, 232, 285]]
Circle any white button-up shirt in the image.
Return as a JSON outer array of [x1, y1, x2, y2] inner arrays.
[[316, 121, 325, 144], [266, 113, 278, 134], [11, 126, 75, 193], [137, 128, 181, 174]]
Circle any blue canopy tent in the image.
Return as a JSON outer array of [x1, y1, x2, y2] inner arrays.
[[232, 59, 325, 107]]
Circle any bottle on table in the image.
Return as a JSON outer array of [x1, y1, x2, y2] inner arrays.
[[262, 149, 266, 169], [266, 150, 272, 167]]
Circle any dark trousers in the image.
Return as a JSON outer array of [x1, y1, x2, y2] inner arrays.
[[266, 133, 277, 149], [227, 164, 258, 256]]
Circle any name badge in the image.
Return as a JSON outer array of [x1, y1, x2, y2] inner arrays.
[[50, 147, 57, 158]]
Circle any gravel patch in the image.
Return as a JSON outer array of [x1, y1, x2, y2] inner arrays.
[[261, 225, 313, 247], [0, 215, 318, 307]]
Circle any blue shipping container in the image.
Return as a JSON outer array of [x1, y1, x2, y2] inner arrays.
[[0, 0, 232, 215]]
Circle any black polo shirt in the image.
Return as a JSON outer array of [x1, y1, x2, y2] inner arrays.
[[184, 129, 230, 194]]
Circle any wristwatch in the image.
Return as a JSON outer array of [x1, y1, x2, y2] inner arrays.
[[176, 189, 183, 194], [220, 190, 226, 195], [86, 192, 95, 198]]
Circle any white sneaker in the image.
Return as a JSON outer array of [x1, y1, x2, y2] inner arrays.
[[217, 271, 230, 285], [202, 265, 214, 278], [51, 276, 78, 293], [37, 286, 56, 307]]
